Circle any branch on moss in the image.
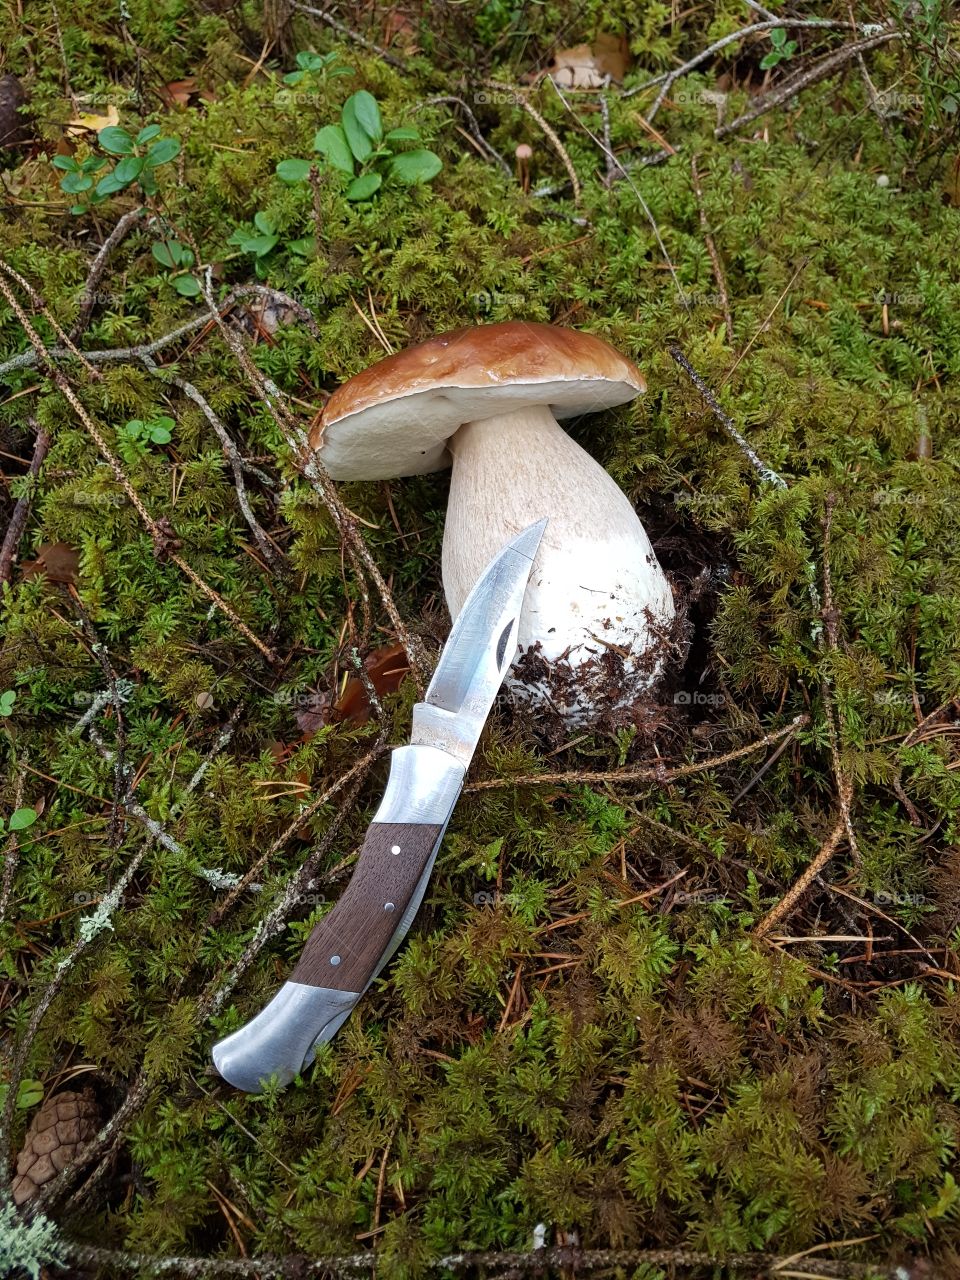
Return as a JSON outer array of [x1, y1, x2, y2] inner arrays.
[[485, 80, 582, 205], [423, 96, 511, 177], [0, 266, 277, 662], [289, 2, 408, 70], [715, 28, 902, 139], [466, 714, 807, 792], [0, 284, 306, 379], [140, 354, 283, 568], [194, 265, 431, 691], [68, 206, 144, 341], [622, 16, 885, 116], [56, 1238, 899, 1278], [0, 755, 28, 924], [754, 811, 847, 938], [0, 417, 50, 584], [205, 738, 387, 928], [690, 155, 734, 341]]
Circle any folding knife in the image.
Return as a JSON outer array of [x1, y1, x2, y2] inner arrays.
[[211, 519, 547, 1092]]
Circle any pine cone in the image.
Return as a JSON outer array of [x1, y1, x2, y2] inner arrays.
[[11, 1087, 99, 1205]]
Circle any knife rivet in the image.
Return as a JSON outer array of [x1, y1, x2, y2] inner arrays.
[[391, 844, 401, 855], [330, 955, 341, 965], [384, 902, 395, 912]]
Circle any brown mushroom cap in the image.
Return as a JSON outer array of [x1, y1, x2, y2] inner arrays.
[[309, 321, 645, 480]]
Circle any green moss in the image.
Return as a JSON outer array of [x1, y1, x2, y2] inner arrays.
[[2, 0, 960, 1276]]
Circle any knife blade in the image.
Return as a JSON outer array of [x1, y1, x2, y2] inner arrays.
[[211, 519, 546, 1092]]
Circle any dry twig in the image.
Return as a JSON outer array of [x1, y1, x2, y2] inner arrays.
[[0, 417, 51, 584], [690, 155, 734, 340], [466, 714, 806, 792], [0, 267, 276, 661]]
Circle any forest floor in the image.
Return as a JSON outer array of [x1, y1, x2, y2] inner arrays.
[[1, 1, 960, 1278]]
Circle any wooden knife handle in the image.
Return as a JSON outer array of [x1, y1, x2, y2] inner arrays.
[[290, 821, 443, 992]]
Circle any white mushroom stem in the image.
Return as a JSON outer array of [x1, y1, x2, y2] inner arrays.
[[442, 405, 675, 708]]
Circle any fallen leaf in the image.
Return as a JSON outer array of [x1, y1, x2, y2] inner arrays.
[[547, 34, 631, 89], [20, 542, 80, 584], [158, 78, 197, 109], [335, 643, 411, 725], [293, 642, 412, 734], [65, 104, 119, 137]]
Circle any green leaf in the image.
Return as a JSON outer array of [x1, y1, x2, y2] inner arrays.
[[0, 690, 15, 715], [174, 274, 201, 297], [770, 26, 787, 46], [313, 124, 355, 175], [61, 172, 93, 193], [341, 95, 375, 162], [95, 172, 128, 197], [98, 125, 134, 154], [149, 424, 173, 443], [254, 210, 275, 234], [388, 149, 442, 185], [145, 136, 180, 167], [113, 155, 145, 185], [246, 234, 279, 257], [283, 70, 305, 86], [125, 420, 145, 435], [52, 154, 79, 171], [287, 236, 316, 257], [140, 170, 159, 195], [348, 90, 382, 143], [276, 157, 312, 183], [70, 204, 87, 215], [16, 1079, 44, 1109], [9, 807, 38, 832], [384, 126, 421, 142], [81, 156, 108, 172], [136, 124, 163, 145], [345, 171, 382, 201]]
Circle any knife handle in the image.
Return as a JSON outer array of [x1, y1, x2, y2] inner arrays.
[[291, 820, 444, 990], [211, 745, 465, 1092]]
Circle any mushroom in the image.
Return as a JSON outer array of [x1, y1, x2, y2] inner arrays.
[[308, 321, 675, 724]]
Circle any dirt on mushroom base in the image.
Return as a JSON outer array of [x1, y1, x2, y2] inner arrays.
[[509, 595, 692, 746]]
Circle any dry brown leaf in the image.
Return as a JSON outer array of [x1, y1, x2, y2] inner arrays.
[[20, 541, 80, 584], [548, 34, 631, 89], [294, 642, 412, 734]]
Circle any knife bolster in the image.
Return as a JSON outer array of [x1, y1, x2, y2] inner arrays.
[[372, 744, 465, 825]]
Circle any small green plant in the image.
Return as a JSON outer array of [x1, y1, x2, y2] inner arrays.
[[227, 212, 315, 276], [151, 239, 200, 297], [276, 90, 442, 200], [0, 1078, 44, 1111], [53, 125, 181, 214], [0, 690, 16, 716], [2, 807, 38, 834], [760, 27, 798, 69], [119, 415, 174, 460], [282, 49, 353, 86]]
